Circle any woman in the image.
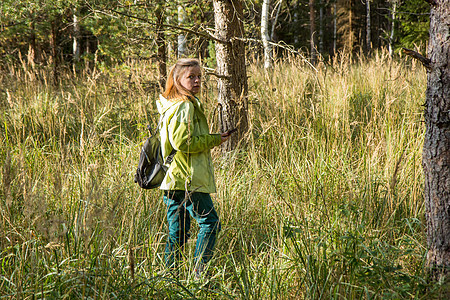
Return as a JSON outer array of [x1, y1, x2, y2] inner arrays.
[[156, 58, 229, 277]]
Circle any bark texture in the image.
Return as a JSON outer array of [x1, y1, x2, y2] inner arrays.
[[28, 18, 37, 66], [155, 3, 167, 91], [213, 0, 248, 151], [177, 6, 186, 58], [423, 0, 450, 280], [309, 0, 317, 64], [261, 0, 272, 69], [388, 0, 397, 56], [366, 0, 371, 53], [50, 18, 59, 85], [73, 12, 80, 63]]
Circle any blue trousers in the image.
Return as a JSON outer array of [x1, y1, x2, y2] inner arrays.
[[163, 190, 221, 268]]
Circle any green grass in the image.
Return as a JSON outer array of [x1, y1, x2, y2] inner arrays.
[[0, 51, 444, 299]]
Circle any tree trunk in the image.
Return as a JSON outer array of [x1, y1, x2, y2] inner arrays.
[[177, 5, 186, 58], [348, 2, 353, 52], [85, 37, 91, 72], [197, 11, 212, 61], [366, 0, 371, 54], [309, 0, 317, 64], [261, 0, 272, 69], [73, 12, 80, 64], [50, 18, 59, 84], [73, 16, 80, 64], [213, 0, 248, 151], [156, 2, 167, 90], [388, 0, 397, 56], [423, 0, 450, 281], [333, 1, 337, 55], [319, 0, 324, 54], [270, 0, 281, 41], [294, 8, 299, 45], [28, 18, 36, 67]]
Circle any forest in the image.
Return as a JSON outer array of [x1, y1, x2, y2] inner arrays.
[[1, 0, 430, 68], [1, 0, 449, 299]]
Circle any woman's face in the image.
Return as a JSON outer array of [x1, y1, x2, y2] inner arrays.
[[178, 65, 201, 95]]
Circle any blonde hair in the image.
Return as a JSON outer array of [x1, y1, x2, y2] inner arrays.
[[162, 58, 201, 100]]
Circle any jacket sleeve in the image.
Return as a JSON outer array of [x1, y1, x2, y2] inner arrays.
[[167, 101, 221, 153]]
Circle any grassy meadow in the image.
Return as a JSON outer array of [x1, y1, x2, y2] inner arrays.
[[0, 51, 442, 299]]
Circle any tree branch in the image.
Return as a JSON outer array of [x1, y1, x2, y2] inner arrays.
[[423, 0, 437, 6], [204, 67, 231, 79], [233, 37, 318, 72], [108, 9, 228, 44], [403, 48, 431, 70], [205, 72, 231, 79]]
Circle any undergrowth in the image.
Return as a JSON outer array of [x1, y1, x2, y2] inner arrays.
[[1, 51, 446, 299]]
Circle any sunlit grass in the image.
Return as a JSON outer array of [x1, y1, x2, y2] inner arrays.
[[1, 50, 440, 298]]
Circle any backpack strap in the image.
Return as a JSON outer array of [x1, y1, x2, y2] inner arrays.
[[146, 113, 164, 136], [158, 109, 177, 165], [165, 149, 177, 164]]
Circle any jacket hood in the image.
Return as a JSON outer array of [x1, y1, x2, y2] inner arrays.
[[156, 95, 203, 115], [156, 94, 177, 115]]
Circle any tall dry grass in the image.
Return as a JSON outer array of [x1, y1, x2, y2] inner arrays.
[[1, 51, 441, 299]]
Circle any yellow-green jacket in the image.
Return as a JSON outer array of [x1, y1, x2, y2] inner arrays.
[[156, 95, 221, 193]]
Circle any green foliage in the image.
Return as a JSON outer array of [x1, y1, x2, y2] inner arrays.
[[397, 0, 430, 49], [0, 0, 77, 60], [204, 40, 217, 69], [1, 0, 433, 69]]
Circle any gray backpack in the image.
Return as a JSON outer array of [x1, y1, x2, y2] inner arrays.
[[134, 124, 176, 189]]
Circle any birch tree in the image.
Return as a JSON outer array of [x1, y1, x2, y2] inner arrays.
[[178, 5, 186, 57], [73, 10, 80, 63], [389, 0, 397, 56], [261, 0, 272, 69]]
